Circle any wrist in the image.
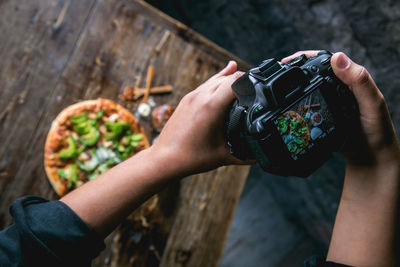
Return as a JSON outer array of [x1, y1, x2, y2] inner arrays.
[[342, 156, 400, 203], [140, 145, 189, 180], [375, 145, 400, 167]]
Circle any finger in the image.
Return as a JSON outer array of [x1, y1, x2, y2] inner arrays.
[[198, 61, 237, 92], [191, 62, 238, 94], [330, 52, 384, 112], [213, 71, 244, 106], [209, 60, 238, 81], [281, 50, 321, 63]]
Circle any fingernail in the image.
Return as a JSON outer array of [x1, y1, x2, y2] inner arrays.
[[226, 60, 235, 67], [337, 53, 350, 69]]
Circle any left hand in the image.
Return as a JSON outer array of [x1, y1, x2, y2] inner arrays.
[[61, 61, 252, 237], [151, 61, 250, 176]]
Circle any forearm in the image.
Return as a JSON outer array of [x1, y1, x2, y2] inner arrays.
[[327, 158, 400, 266], [60, 146, 181, 237]]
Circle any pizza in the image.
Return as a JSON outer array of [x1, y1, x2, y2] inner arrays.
[[44, 98, 150, 196]]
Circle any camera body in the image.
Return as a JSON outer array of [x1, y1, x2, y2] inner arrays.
[[226, 51, 358, 177]]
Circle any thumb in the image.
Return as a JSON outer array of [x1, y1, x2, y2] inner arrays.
[[209, 60, 238, 81], [331, 52, 384, 113], [214, 71, 244, 106], [331, 52, 398, 154]]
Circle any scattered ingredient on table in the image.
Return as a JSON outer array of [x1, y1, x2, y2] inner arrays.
[[118, 65, 174, 119], [311, 112, 323, 126], [138, 103, 152, 117], [137, 65, 155, 117], [119, 85, 173, 101], [152, 104, 175, 131]]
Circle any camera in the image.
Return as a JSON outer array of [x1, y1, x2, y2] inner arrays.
[[225, 51, 358, 177]]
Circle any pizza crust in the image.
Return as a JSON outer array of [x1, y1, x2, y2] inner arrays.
[[44, 98, 150, 197]]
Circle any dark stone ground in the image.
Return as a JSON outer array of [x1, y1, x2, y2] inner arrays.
[[146, 0, 400, 266]]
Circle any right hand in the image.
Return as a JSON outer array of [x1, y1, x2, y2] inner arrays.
[[285, 51, 400, 267], [283, 51, 400, 167], [331, 52, 399, 167]]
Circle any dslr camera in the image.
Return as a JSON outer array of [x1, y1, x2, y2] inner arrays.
[[226, 51, 358, 177]]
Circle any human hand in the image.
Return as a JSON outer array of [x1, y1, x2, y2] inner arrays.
[[283, 51, 399, 267], [61, 62, 251, 236], [282, 51, 399, 168], [151, 61, 251, 176]]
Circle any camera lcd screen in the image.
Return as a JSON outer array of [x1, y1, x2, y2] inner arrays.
[[275, 89, 335, 160]]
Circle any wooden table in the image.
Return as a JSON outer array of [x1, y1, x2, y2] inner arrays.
[[0, 0, 250, 266]]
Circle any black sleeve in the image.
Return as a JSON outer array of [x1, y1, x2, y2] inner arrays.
[[0, 196, 105, 267]]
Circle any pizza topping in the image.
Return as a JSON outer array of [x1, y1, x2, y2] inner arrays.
[[69, 112, 88, 124], [78, 151, 90, 161], [128, 133, 144, 148], [108, 113, 119, 122], [117, 133, 143, 154], [74, 121, 92, 134], [71, 132, 79, 141], [80, 127, 100, 146], [96, 110, 104, 119], [103, 140, 113, 148], [120, 136, 130, 146], [88, 173, 100, 180], [76, 147, 122, 176], [99, 124, 107, 134], [130, 133, 144, 142], [59, 136, 78, 159], [77, 157, 98, 172], [68, 111, 101, 147], [74, 119, 95, 134], [97, 164, 109, 173], [95, 147, 115, 162], [104, 121, 131, 141], [57, 164, 78, 189]]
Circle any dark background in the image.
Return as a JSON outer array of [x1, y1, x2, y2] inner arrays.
[[145, 1, 400, 266]]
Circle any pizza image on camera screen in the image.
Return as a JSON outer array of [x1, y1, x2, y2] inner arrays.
[[276, 111, 310, 156], [276, 90, 336, 158]]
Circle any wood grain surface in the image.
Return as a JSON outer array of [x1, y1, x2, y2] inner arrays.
[[0, 0, 250, 266]]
